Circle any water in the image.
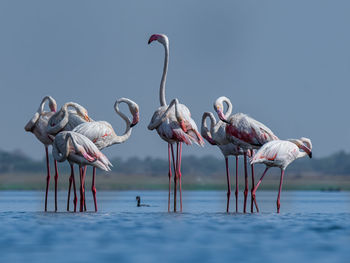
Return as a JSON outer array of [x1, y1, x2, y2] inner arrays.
[[0, 191, 349, 263]]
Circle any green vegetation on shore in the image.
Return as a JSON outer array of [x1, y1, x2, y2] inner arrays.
[[0, 149, 350, 190]]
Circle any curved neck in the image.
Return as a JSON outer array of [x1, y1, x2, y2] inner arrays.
[[39, 96, 56, 113], [201, 112, 217, 145], [47, 102, 84, 135], [112, 99, 133, 144], [221, 97, 233, 118], [160, 43, 169, 106], [148, 98, 179, 130], [52, 134, 71, 162]]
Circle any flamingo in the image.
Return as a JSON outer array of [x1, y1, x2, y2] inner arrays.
[[147, 33, 204, 212], [51, 131, 112, 212], [47, 101, 92, 212], [215, 96, 278, 213], [201, 111, 245, 212], [71, 97, 139, 211], [251, 137, 312, 213], [24, 95, 58, 212]]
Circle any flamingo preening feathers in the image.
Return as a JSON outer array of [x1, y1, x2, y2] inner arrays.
[[251, 138, 312, 213], [24, 96, 58, 211]]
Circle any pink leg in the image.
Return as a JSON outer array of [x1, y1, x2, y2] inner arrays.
[[235, 156, 238, 213], [251, 167, 269, 207], [178, 142, 183, 212], [44, 146, 50, 212], [71, 166, 77, 212], [92, 167, 97, 212], [67, 164, 73, 211], [243, 153, 248, 213], [277, 169, 285, 213], [171, 144, 177, 212], [225, 157, 231, 213], [79, 167, 84, 212], [250, 163, 259, 213], [167, 144, 172, 212], [83, 166, 87, 212], [54, 160, 59, 212]]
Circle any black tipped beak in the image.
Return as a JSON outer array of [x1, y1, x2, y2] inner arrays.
[[148, 40, 151, 44], [309, 152, 312, 158], [130, 123, 136, 128]]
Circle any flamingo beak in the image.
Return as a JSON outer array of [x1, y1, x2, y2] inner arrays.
[[130, 112, 139, 127], [309, 152, 312, 158], [48, 134, 55, 142], [148, 34, 158, 44], [217, 109, 229, 124], [84, 114, 91, 122]]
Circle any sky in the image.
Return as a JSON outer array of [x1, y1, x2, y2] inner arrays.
[[0, 0, 349, 160]]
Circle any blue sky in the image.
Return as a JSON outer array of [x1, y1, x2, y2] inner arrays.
[[0, 0, 349, 160]]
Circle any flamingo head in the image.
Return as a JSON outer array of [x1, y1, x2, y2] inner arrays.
[[214, 101, 229, 124], [48, 97, 57, 113], [290, 138, 313, 158], [130, 103, 140, 128], [148, 34, 169, 46]]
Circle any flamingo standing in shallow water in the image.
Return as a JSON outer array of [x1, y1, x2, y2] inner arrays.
[[147, 34, 204, 212], [201, 111, 247, 212], [47, 101, 92, 212], [51, 131, 112, 212], [215, 96, 278, 213], [72, 98, 139, 211], [251, 137, 312, 213], [24, 96, 58, 211]]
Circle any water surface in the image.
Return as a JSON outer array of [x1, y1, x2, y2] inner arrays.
[[0, 191, 349, 263]]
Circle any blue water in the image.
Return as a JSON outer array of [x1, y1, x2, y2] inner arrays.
[[0, 191, 349, 263]]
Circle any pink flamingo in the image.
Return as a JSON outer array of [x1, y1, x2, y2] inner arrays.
[[201, 111, 245, 212], [47, 101, 92, 212], [72, 97, 139, 212], [251, 138, 312, 213], [51, 131, 112, 212], [24, 96, 58, 211], [215, 96, 278, 213], [148, 34, 204, 212]]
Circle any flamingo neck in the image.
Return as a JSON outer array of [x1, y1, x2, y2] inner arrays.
[[160, 43, 169, 106], [112, 99, 133, 144], [221, 97, 233, 118]]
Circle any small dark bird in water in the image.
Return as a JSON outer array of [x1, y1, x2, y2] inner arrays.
[[136, 196, 150, 207]]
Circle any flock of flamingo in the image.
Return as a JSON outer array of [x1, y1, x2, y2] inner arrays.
[[24, 34, 312, 214]]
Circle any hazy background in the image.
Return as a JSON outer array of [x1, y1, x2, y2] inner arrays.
[[0, 0, 349, 160]]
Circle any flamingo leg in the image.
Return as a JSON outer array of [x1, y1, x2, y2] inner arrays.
[[243, 152, 248, 213], [251, 167, 269, 207], [92, 167, 97, 212], [54, 160, 59, 212], [235, 156, 239, 213], [79, 167, 85, 212], [83, 166, 87, 212], [72, 166, 77, 212], [44, 146, 50, 212], [67, 164, 73, 211], [225, 157, 231, 213], [250, 164, 259, 213], [277, 169, 285, 213], [171, 144, 177, 212], [178, 142, 183, 212], [167, 144, 172, 212]]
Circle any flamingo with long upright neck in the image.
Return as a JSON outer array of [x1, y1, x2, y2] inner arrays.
[[147, 33, 204, 212], [72, 98, 139, 211], [25, 95, 58, 212], [215, 96, 278, 213], [251, 137, 312, 213]]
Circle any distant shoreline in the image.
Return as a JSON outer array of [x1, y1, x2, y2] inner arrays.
[[1, 173, 349, 191]]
